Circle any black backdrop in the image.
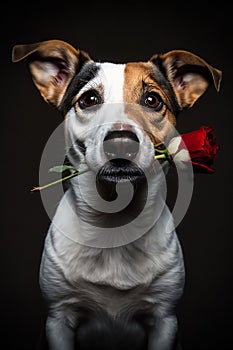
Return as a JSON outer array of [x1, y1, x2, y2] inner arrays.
[[1, 2, 232, 350]]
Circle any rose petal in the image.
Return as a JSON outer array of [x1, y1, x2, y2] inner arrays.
[[168, 136, 182, 154], [191, 161, 216, 173], [181, 127, 206, 153], [173, 149, 190, 162], [179, 125, 219, 174]]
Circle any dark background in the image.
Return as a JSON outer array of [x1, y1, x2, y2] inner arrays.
[[1, 2, 232, 349]]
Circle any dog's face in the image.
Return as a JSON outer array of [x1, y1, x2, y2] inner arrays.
[[12, 40, 221, 185]]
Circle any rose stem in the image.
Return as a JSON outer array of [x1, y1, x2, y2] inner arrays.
[[31, 167, 89, 192]]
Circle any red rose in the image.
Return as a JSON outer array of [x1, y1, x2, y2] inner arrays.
[[167, 126, 219, 173], [181, 126, 219, 173]]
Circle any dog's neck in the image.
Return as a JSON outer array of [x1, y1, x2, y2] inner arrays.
[[73, 173, 148, 227]]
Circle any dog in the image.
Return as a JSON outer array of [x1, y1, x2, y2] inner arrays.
[[12, 40, 222, 350]]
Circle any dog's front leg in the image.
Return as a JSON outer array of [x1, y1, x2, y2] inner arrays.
[[147, 315, 178, 350], [46, 312, 76, 350]]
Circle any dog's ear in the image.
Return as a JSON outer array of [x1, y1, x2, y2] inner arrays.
[[12, 39, 91, 107], [150, 50, 222, 108]]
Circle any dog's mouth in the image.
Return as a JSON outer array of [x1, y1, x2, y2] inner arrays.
[[98, 130, 145, 184], [97, 159, 145, 184]]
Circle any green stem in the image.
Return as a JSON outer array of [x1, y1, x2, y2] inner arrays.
[[154, 154, 166, 160], [154, 147, 173, 163], [31, 168, 89, 192], [154, 149, 166, 154]]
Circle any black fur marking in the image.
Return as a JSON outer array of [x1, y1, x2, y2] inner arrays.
[[59, 62, 100, 115], [150, 56, 180, 115]]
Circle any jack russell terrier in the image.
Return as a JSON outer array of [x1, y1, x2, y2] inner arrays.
[[12, 40, 221, 350]]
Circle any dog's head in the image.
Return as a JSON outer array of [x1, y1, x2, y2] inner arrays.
[[12, 40, 221, 186]]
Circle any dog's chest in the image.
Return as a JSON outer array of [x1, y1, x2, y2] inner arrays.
[[55, 236, 165, 290], [42, 233, 177, 316]]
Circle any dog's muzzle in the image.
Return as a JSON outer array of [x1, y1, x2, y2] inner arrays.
[[98, 130, 144, 184], [103, 130, 140, 162]]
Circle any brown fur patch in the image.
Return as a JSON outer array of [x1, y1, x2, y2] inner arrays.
[[154, 50, 222, 108], [12, 40, 91, 107], [123, 62, 176, 145]]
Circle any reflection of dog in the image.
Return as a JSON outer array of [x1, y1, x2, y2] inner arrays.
[[12, 40, 221, 350]]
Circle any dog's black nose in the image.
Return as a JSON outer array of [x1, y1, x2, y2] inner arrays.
[[103, 131, 140, 161]]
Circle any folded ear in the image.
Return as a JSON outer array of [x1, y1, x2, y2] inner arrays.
[[150, 50, 222, 108], [12, 39, 91, 107]]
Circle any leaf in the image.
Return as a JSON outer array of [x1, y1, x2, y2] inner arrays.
[[48, 165, 77, 173]]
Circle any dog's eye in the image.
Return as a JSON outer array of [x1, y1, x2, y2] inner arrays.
[[78, 91, 100, 109], [143, 92, 163, 111]]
